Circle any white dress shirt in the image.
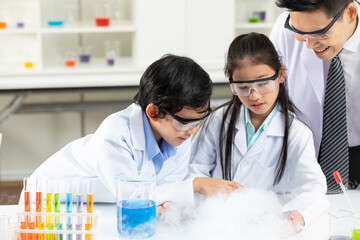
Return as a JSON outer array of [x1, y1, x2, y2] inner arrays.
[[269, 1, 360, 155], [340, 3, 360, 147]]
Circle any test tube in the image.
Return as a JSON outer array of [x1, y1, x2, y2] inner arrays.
[[85, 223, 92, 240], [23, 177, 30, 224], [28, 216, 35, 240], [86, 178, 94, 228], [20, 214, 27, 240], [54, 182, 61, 226], [76, 180, 83, 240], [66, 181, 73, 240], [36, 177, 42, 226], [38, 222, 45, 240], [47, 223, 54, 240], [57, 223, 63, 240], [46, 179, 53, 226]]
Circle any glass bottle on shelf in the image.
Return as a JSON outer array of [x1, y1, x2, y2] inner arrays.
[[246, 0, 267, 23], [105, 40, 120, 66], [47, 0, 65, 27], [64, 51, 77, 67], [0, 8, 9, 29], [94, 3, 111, 27], [78, 46, 92, 64], [65, 3, 78, 26]]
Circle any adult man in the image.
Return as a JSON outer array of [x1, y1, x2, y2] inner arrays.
[[270, 0, 360, 193]]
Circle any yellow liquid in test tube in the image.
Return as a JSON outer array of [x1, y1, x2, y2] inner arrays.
[[87, 194, 94, 227], [85, 223, 92, 240], [46, 193, 52, 225]]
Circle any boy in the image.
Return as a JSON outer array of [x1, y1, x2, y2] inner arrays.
[[27, 54, 212, 207]]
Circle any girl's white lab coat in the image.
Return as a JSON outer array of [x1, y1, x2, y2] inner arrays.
[[28, 103, 194, 205], [188, 106, 329, 227]]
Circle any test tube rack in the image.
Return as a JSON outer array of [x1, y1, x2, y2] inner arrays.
[[15, 210, 100, 240]]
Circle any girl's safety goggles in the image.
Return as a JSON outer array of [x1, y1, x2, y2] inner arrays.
[[164, 108, 211, 132], [229, 71, 280, 97]]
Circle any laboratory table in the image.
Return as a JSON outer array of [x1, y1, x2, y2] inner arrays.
[[1, 190, 359, 240]]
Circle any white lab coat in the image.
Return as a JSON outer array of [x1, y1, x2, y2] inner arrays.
[[188, 105, 329, 227], [269, 12, 329, 156], [27, 103, 194, 206]]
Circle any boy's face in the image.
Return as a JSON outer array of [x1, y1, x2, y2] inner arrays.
[[288, 3, 357, 61], [147, 104, 210, 146]]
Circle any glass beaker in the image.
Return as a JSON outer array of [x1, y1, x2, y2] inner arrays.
[[105, 40, 120, 66], [116, 172, 156, 239], [328, 209, 353, 240], [78, 46, 92, 63], [94, 3, 110, 27], [64, 51, 77, 67], [47, 0, 65, 27], [353, 212, 360, 240]]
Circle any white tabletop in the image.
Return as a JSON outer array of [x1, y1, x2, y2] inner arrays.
[[1, 190, 360, 240]]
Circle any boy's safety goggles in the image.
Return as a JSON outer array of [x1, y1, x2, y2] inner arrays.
[[284, 2, 349, 40], [164, 108, 211, 132], [229, 71, 280, 97]]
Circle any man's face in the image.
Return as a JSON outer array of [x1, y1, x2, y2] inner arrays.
[[289, 5, 356, 60]]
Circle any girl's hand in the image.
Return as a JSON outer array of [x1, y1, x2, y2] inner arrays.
[[193, 177, 243, 195], [289, 210, 305, 231]]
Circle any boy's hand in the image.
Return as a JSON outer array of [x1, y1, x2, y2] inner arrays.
[[193, 177, 243, 195], [156, 201, 175, 217], [289, 210, 305, 231]]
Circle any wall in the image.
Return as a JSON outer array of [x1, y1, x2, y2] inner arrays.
[[0, 86, 232, 181]]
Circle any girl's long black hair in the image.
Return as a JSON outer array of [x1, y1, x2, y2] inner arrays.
[[220, 32, 297, 185]]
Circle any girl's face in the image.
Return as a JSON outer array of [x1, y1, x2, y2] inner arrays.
[[232, 63, 284, 121]]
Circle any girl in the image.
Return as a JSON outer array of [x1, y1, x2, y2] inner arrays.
[[188, 33, 329, 228]]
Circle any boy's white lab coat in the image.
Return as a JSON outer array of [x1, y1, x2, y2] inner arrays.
[[28, 103, 194, 205], [188, 106, 329, 227]]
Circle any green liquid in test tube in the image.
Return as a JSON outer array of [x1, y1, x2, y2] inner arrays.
[[54, 182, 61, 226]]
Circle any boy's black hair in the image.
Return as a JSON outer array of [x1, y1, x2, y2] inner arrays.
[[133, 54, 212, 116], [276, 0, 353, 18], [219, 32, 297, 185]]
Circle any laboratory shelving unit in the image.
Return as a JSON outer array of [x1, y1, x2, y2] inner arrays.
[[0, 0, 283, 90]]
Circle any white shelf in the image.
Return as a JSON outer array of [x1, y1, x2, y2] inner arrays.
[[0, 29, 38, 34], [235, 22, 274, 30], [41, 21, 136, 34], [0, 0, 281, 90]]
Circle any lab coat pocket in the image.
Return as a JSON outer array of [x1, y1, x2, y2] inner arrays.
[[249, 157, 278, 189]]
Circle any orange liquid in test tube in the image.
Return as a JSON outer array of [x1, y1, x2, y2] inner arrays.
[[24, 178, 30, 225], [28, 221, 35, 240], [85, 223, 92, 240]]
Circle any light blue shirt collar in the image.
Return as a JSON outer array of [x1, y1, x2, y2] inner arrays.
[[244, 104, 278, 150], [142, 112, 177, 174]]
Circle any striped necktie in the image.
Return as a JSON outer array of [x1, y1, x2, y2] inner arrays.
[[319, 53, 349, 194]]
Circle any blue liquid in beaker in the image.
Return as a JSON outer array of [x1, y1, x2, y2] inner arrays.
[[117, 199, 156, 238]]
